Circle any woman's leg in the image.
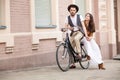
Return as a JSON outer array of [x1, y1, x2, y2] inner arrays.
[[82, 38, 101, 65], [89, 39, 103, 64], [81, 37, 93, 56], [90, 39, 105, 70]]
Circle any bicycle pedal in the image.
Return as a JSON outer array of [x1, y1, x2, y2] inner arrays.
[[82, 56, 85, 58], [74, 57, 79, 62]]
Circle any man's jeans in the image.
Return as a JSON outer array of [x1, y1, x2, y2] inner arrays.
[[69, 31, 83, 63]]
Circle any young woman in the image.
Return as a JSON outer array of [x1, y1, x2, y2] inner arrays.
[[82, 13, 106, 70]]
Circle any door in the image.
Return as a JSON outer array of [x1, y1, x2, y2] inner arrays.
[[114, 0, 120, 54]]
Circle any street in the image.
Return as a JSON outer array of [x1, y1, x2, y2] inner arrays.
[[0, 60, 120, 80]]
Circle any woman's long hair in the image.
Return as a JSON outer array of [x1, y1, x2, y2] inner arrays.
[[85, 13, 95, 33]]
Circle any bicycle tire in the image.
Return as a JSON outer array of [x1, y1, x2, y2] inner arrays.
[[56, 43, 70, 72], [79, 45, 90, 69]]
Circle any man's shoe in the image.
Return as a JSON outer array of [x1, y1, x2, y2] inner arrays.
[[69, 65, 76, 69]]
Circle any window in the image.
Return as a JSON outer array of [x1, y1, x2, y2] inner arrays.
[[76, 0, 86, 18], [35, 0, 53, 28], [0, 0, 6, 29]]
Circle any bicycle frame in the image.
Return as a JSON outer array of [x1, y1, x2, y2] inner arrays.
[[64, 33, 83, 62]]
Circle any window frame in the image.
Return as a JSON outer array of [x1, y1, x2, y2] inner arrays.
[[34, 0, 56, 28]]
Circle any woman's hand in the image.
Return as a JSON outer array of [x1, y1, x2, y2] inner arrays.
[[86, 36, 90, 41], [86, 36, 92, 41]]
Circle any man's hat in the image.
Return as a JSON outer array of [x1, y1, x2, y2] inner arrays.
[[68, 4, 79, 12]]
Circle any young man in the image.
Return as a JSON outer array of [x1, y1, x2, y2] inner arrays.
[[65, 4, 88, 68]]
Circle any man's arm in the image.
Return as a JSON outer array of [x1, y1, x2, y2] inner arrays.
[[65, 23, 74, 31]]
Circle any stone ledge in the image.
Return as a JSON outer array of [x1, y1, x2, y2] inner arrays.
[[0, 26, 7, 29]]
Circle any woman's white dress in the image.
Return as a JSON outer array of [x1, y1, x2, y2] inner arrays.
[[81, 37, 103, 67]]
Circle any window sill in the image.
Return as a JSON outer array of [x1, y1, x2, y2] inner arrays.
[[35, 25, 57, 29], [0, 26, 7, 29]]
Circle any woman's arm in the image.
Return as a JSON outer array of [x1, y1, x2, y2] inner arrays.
[[88, 32, 94, 40], [81, 21, 89, 39]]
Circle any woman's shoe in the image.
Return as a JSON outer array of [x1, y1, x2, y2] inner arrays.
[[86, 55, 91, 60], [98, 63, 106, 70]]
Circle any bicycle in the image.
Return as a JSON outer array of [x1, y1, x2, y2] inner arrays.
[[56, 28, 90, 72]]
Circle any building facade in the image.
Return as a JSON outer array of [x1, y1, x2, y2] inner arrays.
[[0, 0, 119, 70]]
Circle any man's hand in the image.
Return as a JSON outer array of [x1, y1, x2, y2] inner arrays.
[[61, 28, 67, 32], [68, 25, 74, 31]]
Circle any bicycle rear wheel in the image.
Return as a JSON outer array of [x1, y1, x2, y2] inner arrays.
[[79, 45, 90, 69], [56, 43, 70, 72]]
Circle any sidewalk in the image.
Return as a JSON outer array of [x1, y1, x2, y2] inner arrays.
[[0, 60, 120, 80]]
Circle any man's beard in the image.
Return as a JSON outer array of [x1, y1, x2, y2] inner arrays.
[[71, 13, 75, 16]]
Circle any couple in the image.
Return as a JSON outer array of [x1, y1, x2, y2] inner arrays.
[[65, 4, 105, 70]]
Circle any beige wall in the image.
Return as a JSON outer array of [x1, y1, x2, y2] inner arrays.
[[10, 0, 31, 33], [0, 0, 13, 47], [99, 0, 117, 58], [0, 0, 73, 70]]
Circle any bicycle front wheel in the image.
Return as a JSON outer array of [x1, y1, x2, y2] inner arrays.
[[56, 43, 70, 72]]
